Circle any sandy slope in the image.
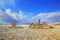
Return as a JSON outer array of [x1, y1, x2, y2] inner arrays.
[[51, 26, 60, 40], [0, 26, 58, 40]]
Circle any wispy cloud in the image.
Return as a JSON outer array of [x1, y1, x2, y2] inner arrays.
[[46, 12, 60, 18], [0, 0, 15, 9], [5, 9, 28, 20], [0, 9, 30, 24], [31, 12, 60, 19], [0, 9, 60, 24], [5, 9, 18, 20], [30, 12, 60, 23], [18, 11, 26, 20]]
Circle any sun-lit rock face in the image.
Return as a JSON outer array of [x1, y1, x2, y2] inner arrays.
[[12, 22, 16, 26], [37, 19, 40, 25], [29, 19, 54, 29], [29, 23, 35, 28], [29, 19, 41, 29]]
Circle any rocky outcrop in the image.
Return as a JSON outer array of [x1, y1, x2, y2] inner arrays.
[[29, 19, 54, 29], [12, 22, 16, 26]]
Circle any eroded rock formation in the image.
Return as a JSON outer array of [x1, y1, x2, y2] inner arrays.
[[29, 19, 54, 29], [12, 22, 16, 26]]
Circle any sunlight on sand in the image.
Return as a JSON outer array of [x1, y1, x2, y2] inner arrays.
[[0, 25, 58, 40]]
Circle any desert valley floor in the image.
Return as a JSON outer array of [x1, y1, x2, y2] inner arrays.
[[0, 25, 60, 40]]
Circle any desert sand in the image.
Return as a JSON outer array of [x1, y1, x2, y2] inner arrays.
[[0, 24, 60, 40]]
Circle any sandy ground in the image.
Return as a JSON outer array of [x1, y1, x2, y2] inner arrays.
[[51, 26, 60, 40], [0, 25, 60, 40]]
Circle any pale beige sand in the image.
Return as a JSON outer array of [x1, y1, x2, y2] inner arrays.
[[0, 25, 59, 40], [51, 26, 60, 40]]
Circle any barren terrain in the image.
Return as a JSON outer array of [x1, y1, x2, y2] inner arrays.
[[0, 25, 60, 40]]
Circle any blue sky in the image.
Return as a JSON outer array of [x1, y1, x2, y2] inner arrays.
[[0, 0, 60, 24]]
